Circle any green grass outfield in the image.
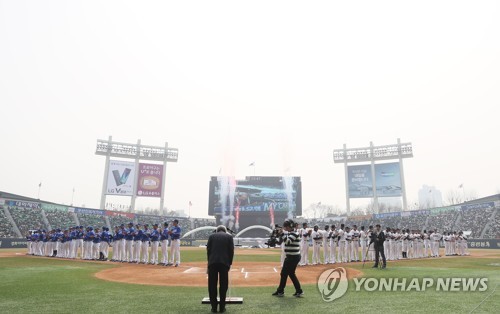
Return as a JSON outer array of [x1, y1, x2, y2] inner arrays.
[[0, 248, 499, 313]]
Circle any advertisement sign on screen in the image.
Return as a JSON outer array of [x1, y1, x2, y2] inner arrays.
[[136, 163, 163, 197], [106, 160, 135, 196], [374, 162, 402, 197], [208, 176, 302, 233], [348, 165, 373, 198]]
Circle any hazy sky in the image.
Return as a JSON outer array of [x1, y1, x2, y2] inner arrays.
[[1, 1, 499, 218]]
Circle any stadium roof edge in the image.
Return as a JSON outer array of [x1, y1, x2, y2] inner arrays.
[[0, 191, 59, 205]]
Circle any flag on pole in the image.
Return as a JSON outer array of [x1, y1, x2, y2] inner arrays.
[[458, 184, 463, 188], [249, 162, 255, 167], [189, 201, 192, 206], [39, 182, 42, 188]]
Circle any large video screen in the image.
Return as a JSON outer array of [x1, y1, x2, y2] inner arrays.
[[348, 162, 402, 198], [208, 176, 302, 234]]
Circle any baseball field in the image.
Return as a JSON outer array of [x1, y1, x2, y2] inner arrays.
[[0, 247, 499, 313]]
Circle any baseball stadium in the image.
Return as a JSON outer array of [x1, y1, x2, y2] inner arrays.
[[1, 1, 500, 313]]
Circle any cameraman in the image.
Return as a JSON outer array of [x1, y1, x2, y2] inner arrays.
[[272, 219, 304, 298]]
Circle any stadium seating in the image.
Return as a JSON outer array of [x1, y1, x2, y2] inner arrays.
[[77, 214, 107, 229], [455, 207, 496, 238], [0, 207, 17, 237], [45, 210, 77, 230], [8, 206, 48, 236]]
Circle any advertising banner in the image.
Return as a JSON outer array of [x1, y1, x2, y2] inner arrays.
[[69, 207, 105, 216], [461, 202, 495, 211], [136, 163, 163, 198], [41, 204, 68, 212], [373, 212, 401, 219], [468, 239, 500, 249], [347, 165, 373, 198], [106, 160, 135, 196], [374, 162, 402, 197], [430, 206, 457, 215], [105, 210, 135, 219], [0, 238, 28, 249], [5, 200, 41, 209]]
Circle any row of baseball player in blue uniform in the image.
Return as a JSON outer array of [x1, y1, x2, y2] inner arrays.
[[281, 223, 469, 266], [26, 220, 183, 266]]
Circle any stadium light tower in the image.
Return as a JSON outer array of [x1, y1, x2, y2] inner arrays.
[[333, 138, 413, 214], [95, 136, 178, 212]]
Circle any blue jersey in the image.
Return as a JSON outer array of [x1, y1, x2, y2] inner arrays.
[[141, 229, 150, 242], [160, 229, 169, 241], [93, 233, 101, 243], [150, 229, 160, 241], [170, 226, 181, 240], [125, 228, 135, 241], [101, 231, 110, 243], [133, 230, 142, 241], [117, 229, 125, 240]]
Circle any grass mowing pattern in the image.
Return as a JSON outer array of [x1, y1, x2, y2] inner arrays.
[[0, 249, 499, 313]]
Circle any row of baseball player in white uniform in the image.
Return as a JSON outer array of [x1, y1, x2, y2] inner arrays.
[[278, 223, 469, 266]]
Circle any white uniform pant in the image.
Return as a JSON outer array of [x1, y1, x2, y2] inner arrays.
[[161, 240, 169, 264], [352, 240, 359, 261], [329, 241, 337, 263], [141, 241, 149, 263], [101, 242, 109, 259], [75, 239, 83, 259], [150, 241, 159, 264], [69, 240, 75, 258], [126, 240, 134, 262], [120, 239, 126, 261], [38, 242, 44, 256], [385, 241, 391, 260], [134, 240, 142, 262], [170, 239, 181, 265], [85, 241, 93, 259], [423, 240, 429, 257], [300, 241, 309, 265], [433, 241, 439, 257], [322, 240, 329, 264], [360, 241, 367, 261], [63, 242, 71, 258], [345, 241, 352, 262], [338, 241, 346, 263], [93, 242, 100, 259], [45, 242, 53, 256], [312, 242, 321, 264]]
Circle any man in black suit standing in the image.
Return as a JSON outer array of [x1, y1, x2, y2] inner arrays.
[[370, 224, 386, 269], [207, 225, 234, 313]]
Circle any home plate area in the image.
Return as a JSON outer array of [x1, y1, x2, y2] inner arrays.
[[95, 261, 361, 287]]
